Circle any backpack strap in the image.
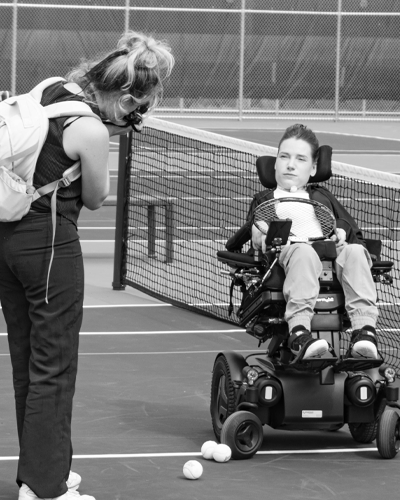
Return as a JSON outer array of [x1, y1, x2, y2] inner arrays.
[[29, 77, 67, 101], [32, 161, 81, 201], [30, 77, 101, 122], [32, 161, 81, 304], [0, 145, 38, 167], [44, 101, 101, 121]]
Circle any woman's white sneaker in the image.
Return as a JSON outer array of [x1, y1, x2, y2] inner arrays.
[[66, 471, 81, 491], [18, 483, 95, 500]]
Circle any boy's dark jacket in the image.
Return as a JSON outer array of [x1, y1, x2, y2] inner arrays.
[[226, 184, 366, 252]]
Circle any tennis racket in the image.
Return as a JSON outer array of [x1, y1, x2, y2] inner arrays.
[[253, 197, 337, 243]]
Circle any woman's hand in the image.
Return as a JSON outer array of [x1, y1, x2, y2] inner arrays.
[[330, 227, 347, 256], [103, 122, 135, 137]]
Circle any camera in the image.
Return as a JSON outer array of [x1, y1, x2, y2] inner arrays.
[[123, 104, 149, 132]]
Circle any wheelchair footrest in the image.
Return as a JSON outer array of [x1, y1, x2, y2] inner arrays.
[[334, 358, 383, 372], [288, 357, 338, 373]]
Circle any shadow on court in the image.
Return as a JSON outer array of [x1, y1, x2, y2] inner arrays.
[[0, 257, 399, 500]]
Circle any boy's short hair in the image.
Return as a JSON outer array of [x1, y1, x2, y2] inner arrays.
[[278, 124, 320, 162]]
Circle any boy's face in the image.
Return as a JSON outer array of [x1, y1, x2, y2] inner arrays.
[[275, 137, 317, 190]]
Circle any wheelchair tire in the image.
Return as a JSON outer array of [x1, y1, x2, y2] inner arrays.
[[348, 398, 386, 443], [210, 356, 237, 442], [348, 421, 378, 444], [221, 411, 263, 460], [377, 409, 400, 459]]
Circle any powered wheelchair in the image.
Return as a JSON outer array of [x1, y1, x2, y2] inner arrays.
[[210, 146, 400, 460]]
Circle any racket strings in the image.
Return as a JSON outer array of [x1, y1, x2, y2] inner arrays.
[[253, 199, 335, 241]]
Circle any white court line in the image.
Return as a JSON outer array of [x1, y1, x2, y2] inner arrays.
[[0, 448, 379, 461], [1, 349, 397, 357], [314, 130, 400, 143], [4, 302, 397, 311], [80, 329, 244, 335], [0, 303, 174, 310], [79, 350, 255, 355], [0, 330, 244, 336], [0, 350, 254, 357], [210, 128, 400, 144], [83, 304, 173, 308]]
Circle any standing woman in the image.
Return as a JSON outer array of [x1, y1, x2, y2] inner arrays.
[[0, 31, 174, 500]]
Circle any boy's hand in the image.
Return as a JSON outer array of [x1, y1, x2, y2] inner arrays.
[[330, 228, 347, 256], [252, 223, 268, 253]]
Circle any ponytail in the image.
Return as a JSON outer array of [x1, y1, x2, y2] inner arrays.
[[66, 31, 174, 111]]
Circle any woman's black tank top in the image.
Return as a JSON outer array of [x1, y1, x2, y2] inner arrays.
[[31, 81, 100, 226]]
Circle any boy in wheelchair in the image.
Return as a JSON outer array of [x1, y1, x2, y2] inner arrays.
[[231, 124, 379, 362]]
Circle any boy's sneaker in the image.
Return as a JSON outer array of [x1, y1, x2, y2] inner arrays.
[[18, 483, 95, 500], [289, 326, 329, 360], [350, 327, 378, 359], [66, 472, 81, 491]]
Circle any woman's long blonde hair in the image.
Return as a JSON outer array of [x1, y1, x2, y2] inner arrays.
[[66, 31, 174, 115]]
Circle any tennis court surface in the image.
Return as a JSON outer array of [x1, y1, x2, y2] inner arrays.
[[1, 119, 400, 500], [1, 258, 399, 500]]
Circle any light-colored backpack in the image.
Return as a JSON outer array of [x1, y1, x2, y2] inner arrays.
[[0, 76, 101, 221], [0, 77, 101, 302]]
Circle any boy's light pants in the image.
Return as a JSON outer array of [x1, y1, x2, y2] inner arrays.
[[278, 243, 378, 333]]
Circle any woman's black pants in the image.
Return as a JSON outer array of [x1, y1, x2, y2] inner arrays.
[[0, 212, 84, 498]]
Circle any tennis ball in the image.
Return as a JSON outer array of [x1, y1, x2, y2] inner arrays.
[[201, 440, 218, 460], [212, 443, 232, 462], [183, 460, 203, 480]]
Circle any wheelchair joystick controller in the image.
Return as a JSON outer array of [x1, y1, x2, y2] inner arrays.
[[260, 237, 284, 286]]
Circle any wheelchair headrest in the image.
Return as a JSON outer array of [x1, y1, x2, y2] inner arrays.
[[256, 145, 333, 189]]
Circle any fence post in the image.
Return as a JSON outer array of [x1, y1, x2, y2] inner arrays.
[[125, 0, 130, 32], [11, 0, 18, 96], [334, 0, 342, 121], [112, 132, 131, 290], [238, 0, 245, 120]]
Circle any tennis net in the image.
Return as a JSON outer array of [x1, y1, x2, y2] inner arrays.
[[114, 118, 400, 371]]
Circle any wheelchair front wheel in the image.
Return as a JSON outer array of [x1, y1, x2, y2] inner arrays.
[[221, 411, 264, 460], [377, 409, 400, 459], [210, 356, 237, 442]]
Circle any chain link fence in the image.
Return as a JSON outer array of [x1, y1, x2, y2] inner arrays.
[[1, 0, 399, 120]]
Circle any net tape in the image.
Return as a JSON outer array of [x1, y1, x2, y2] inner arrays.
[[122, 118, 400, 372]]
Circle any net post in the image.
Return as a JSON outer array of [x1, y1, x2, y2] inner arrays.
[[112, 132, 131, 290]]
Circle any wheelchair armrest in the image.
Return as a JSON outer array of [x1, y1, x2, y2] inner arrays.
[[365, 238, 381, 261], [371, 261, 394, 272], [225, 223, 251, 252], [217, 250, 260, 268]]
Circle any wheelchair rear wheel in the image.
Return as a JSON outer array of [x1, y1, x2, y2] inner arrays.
[[221, 411, 264, 459], [377, 409, 400, 459], [210, 356, 237, 442]]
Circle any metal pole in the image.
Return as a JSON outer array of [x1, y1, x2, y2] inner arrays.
[[334, 0, 342, 121], [124, 0, 130, 32], [112, 133, 131, 290], [238, 0, 245, 120], [11, 0, 17, 95]]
